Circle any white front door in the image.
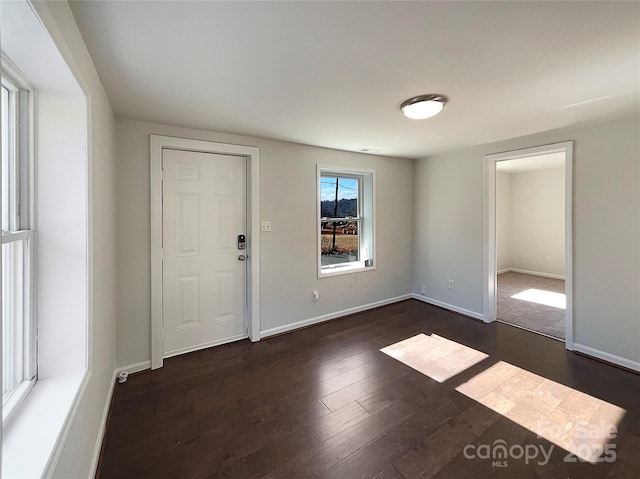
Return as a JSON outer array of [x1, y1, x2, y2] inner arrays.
[[162, 148, 247, 357]]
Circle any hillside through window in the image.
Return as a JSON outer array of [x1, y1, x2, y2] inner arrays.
[[320, 175, 360, 267]]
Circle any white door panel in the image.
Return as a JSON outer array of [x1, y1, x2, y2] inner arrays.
[[162, 149, 246, 357]]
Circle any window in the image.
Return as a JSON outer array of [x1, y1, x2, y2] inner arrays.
[[318, 166, 374, 277], [2, 69, 35, 423]]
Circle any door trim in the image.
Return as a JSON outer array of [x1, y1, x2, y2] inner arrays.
[[483, 141, 573, 350], [150, 135, 261, 369]]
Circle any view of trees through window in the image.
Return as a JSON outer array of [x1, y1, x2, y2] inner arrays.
[[320, 175, 359, 266]]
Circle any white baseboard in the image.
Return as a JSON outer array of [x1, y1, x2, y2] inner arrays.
[[88, 369, 118, 479], [412, 293, 484, 321], [260, 294, 413, 338], [506, 268, 565, 280], [116, 360, 151, 375], [573, 343, 640, 373]]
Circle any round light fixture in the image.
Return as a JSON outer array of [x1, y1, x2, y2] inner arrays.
[[401, 94, 448, 120]]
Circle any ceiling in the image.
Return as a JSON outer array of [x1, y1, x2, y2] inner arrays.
[[496, 152, 564, 173], [69, 1, 640, 159]]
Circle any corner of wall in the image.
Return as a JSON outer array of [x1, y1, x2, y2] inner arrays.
[[28, 1, 118, 477]]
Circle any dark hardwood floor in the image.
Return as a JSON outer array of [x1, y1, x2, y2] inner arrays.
[[98, 300, 640, 478]]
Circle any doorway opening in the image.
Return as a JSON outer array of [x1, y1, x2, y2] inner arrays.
[[484, 142, 573, 348]]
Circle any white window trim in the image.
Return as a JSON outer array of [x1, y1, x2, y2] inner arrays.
[[1, 231, 35, 425], [317, 164, 376, 278], [2, 376, 35, 424], [1, 62, 36, 426]]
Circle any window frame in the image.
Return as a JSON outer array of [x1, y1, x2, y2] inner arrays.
[[317, 165, 375, 278], [1, 61, 36, 425]]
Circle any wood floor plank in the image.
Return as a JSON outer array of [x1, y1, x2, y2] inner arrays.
[[323, 433, 414, 479], [326, 396, 467, 479], [281, 398, 419, 477], [393, 403, 499, 478], [356, 374, 433, 415], [374, 464, 407, 479], [320, 365, 409, 412]]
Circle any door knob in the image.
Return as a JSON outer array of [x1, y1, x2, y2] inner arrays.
[[238, 255, 246, 261]]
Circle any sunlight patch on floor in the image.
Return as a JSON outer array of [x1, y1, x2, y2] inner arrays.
[[380, 333, 489, 383], [511, 288, 566, 309], [455, 361, 625, 463]]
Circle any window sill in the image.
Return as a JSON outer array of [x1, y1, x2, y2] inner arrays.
[[2, 378, 36, 425], [319, 263, 376, 278], [2, 370, 89, 478]]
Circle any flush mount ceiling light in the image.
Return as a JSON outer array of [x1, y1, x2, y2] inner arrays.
[[400, 94, 448, 120]]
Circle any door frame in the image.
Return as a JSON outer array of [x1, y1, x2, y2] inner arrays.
[[483, 141, 573, 349], [150, 135, 261, 369]]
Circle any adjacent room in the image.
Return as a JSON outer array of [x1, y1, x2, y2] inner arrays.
[[495, 153, 567, 340], [1, 1, 639, 478]]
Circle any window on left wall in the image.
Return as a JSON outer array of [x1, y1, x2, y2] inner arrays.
[[1, 68, 35, 423]]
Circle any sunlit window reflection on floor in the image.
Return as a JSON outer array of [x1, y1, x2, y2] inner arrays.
[[455, 361, 626, 463], [380, 334, 489, 383], [511, 288, 566, 309]]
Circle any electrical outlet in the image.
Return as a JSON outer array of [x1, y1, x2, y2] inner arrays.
[[420, 285, 426, 295], [261, 221, 272, 232], [448, 279, 455, 290], [312, 290, 320, 301], [546, 256, 551, 263]]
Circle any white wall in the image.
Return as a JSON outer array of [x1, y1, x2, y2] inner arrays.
[[413, 115, 640, 368], [496, 167, 565, 277], [29, 2, 117, 478], [36, 92, 88, 378], [509, 166, 565, 277], [116, 118, 414, 368], [412, 146, 484, 315], [496, 171, 511, 272]]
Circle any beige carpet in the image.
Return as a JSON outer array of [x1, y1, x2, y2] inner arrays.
[[497, 271, 565, 339]]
